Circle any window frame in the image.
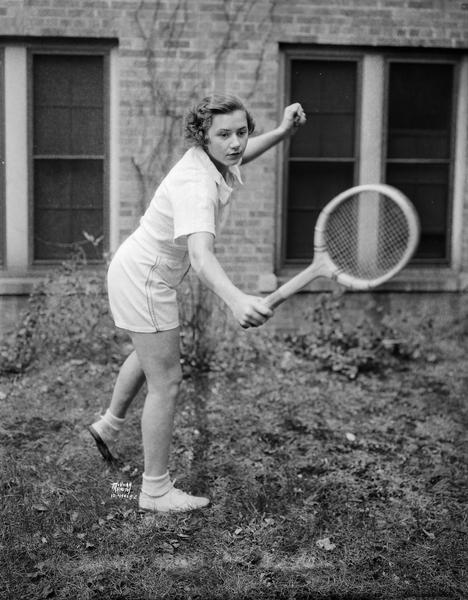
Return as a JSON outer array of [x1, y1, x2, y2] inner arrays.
[[0, 48, 4, 267], [278, 45, 467, 290], [279, 47, 363, 269], [27, 42, 111, 266], [382, 53, 460, 267]]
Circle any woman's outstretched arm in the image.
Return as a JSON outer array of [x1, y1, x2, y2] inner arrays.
[[241, 102, 306, 164], [187, 232, 272, 329]]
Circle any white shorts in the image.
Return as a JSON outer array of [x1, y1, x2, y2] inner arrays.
[[107, 235, 190, 333]]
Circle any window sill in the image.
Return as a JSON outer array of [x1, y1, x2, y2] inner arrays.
[[267, 267, 467, 293], [0, 276, 41, 295], [0, 266, 107, 295]]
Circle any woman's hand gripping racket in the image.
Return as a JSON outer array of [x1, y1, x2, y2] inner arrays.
[[265, 184, 420, 309]]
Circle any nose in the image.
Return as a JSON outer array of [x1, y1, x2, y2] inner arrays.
[[230, 134, 241, 149]]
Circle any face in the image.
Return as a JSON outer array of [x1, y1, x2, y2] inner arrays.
[[204, 110, 249, 174]]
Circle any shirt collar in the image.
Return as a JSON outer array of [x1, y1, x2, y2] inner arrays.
[[191, 145, 243, 188]]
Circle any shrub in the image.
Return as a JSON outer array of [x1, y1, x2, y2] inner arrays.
[[0, 260, 277, 377], [0, 256, 124, 374], [0, 258, 431, 380], [284, 293, 427, 379], [178, 273, 279, 379]]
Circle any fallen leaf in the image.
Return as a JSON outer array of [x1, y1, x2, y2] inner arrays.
[[40, 583, 55, 598], [422, 529, 435, 539], [316, 537, 336, 551]]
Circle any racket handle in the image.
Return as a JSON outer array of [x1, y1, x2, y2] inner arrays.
[[264, 289, 287, 310], [264, 263, 323, 309]]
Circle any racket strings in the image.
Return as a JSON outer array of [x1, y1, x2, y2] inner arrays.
[[324, 193, 411, 280]]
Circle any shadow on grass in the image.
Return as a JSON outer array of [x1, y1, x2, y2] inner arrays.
[[0, 335, 467, 599]]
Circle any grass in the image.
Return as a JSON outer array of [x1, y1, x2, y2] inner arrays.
[[0, 283, 467, 599]]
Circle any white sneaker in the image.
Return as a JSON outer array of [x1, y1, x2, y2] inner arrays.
[[139, 485, 210, 513]]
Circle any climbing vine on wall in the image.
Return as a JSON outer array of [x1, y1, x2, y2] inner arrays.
[[129, 0, 279, 217]]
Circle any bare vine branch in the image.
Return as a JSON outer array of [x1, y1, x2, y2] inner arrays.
[[129, 0, 279, 220]]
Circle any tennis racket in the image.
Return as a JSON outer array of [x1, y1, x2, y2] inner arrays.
[[265, 183, 420, 309]]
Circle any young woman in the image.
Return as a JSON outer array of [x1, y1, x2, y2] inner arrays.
[[89, 94, 306, 513]]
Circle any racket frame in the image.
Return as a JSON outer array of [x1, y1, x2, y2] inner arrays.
[[265, 184, 420, 309]]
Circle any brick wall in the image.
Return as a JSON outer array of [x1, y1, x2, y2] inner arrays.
[[0, 0, 467, 294]]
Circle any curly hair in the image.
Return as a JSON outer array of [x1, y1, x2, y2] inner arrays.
[[184, 93, 255, 147]]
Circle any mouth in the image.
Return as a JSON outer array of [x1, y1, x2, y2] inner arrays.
[[227, 152, 242, 159]]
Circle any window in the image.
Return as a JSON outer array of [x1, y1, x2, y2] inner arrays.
[[385, 62, 454, 263], [286, 59, 358, 260], [0, 40, 116, 276], [32, 52, 107, 262], [0, 49, 4, 266], [282, 48, 464, 275]]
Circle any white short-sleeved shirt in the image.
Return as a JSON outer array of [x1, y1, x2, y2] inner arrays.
[[135, 145, 243, 259], [106, 146, 243, 333]]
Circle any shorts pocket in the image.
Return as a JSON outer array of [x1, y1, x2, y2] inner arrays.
[[154, 259, 190, 289]]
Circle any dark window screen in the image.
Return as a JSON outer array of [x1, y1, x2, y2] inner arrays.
[[385, 62, 453, 262], [33, 54, 105, 261], [0, 51, 4, 266], [286, 59, 357, 260]]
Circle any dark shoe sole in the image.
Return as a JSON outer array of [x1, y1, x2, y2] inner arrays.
[[88, 425, 117, 463]]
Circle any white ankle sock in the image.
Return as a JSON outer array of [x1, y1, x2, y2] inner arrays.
[[93, 409, 125, 441], [102, 409, 125, 431], [141, 472, 172, 497]]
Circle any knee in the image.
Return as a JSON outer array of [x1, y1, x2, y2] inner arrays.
[[166, 367, 182, 398], [148, 365, 182, 400]]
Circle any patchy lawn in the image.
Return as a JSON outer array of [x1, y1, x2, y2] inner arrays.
[[0, 265, 467, 599], [0, 312, 467, 600]]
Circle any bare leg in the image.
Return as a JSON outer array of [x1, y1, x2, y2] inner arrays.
[[89, 350, 145, 462], [129, 328, 182, 477], [130, 327, 209, 512], [108, 350, 146, 419]]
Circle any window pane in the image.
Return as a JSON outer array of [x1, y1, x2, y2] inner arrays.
[[388, 63, 452, 136], [287, 210, 320, 259], [35, 160, 71, 208], [33, 54, 104, 156], [0, 52, 4, 265], [34, 209, 103, 261], [70, 160, 103, 208], [32, 54, 105, 261], [286, 162, 354, 259], [34, 107, 71, 155], [71, 57, 104, 107], [34, 210, 71, 260], [285, 59, 357, 261], [290, 60, 356, 158], [386, 62, 454, 262], [388, 63, 453, 160], [386, 163, 449, 260], [71, 108, 104, 155], [34, 56, 71, 107], [34, 159, 103, 259], [71, 210, 104, 255], [35, 160, 103, 210]]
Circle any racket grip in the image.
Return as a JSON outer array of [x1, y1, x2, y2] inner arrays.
[[264, 289, 287, 310]]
